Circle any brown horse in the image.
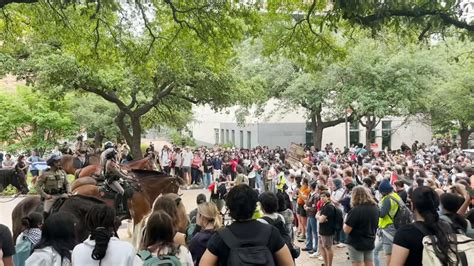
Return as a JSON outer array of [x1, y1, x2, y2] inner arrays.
[[11, 195, 107, 242], [74, 154, 157, 179], [71, 169, 183, 246], [61, 154, 100, 175]]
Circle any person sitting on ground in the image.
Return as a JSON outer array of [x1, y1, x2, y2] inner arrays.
[[26, 212, 77, 266], [138, 210, 193, 265], [0, 223, 14, 266], [13, 212, 43, 266], [72, 205, 138, 265], [390, 186, 457, 266], [188, 202, 222, 265], [200, 184, 294, 266]]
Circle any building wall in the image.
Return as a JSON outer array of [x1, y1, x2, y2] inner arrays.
[[189, 104, 432, 149]]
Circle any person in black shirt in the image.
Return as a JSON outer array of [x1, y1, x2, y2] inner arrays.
[[394, 181, 408, 203], [391, 187, 457, 266], [343, 186, 379, 266], [200, 184, 294, 266], [0, 224, 15, 266], [317, 190, 335, 266]]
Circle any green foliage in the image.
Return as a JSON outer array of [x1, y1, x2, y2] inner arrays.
[[0, 86, 77, 155], [169, 130, 196, 147]]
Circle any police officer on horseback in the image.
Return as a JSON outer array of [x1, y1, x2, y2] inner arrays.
[[35, 155, 70, 219], [100, 145, 129, 214]]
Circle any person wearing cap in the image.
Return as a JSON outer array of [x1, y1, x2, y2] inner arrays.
[[373, 179, 401, 266], [35, 155, 70, 219]]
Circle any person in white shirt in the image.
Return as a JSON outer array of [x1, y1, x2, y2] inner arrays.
[[136, 210, 193, 265], [181, 147, 194, 185], [1, 154, 14, 169], [72, 205, 138, 266], [26, 213, 76, 266]]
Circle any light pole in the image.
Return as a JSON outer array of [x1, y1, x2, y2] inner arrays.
[[344, 108, 352, 148]]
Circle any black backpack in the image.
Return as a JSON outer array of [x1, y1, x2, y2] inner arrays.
[[218, 226, 275, 266], [331, 204, 344, 232], [387, 195, 413, 229], [261, 216, 300, 259]]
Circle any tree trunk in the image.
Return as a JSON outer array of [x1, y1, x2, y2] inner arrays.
[[311, 113, 324, 150], [94, 130, 104, 148], [129, 115, 143, 159], [459, 128, 472, 149]]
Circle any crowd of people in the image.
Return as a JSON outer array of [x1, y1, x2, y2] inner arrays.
[[1, 139, 473, 266]]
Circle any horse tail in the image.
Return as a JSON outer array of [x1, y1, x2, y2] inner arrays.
[[74, 168, 82, 179], [71, 176, 97, 191]]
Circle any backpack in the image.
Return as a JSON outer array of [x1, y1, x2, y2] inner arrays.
[[137, 249, 182, 266], [333, 205, 344, 231], [218, 226, 275, 266], [261, 216, 300, 259], [414, 223, 474, 266], [387, 195, 413, 229], [13, 234, 33, 266]]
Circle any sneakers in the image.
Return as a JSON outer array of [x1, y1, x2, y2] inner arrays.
[[309, 252, 320, 258], [337, 243, 345, 248]]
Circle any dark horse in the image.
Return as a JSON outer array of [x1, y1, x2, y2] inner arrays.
[[11, 195, 106, 242], [70, 169, 184, 246], [0, 169, 28, 195]]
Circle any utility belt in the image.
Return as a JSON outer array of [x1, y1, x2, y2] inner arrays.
[[44, 188, 66, 195]]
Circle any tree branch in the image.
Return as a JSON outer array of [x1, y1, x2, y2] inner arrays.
[[134, 82, 174, 116], [82, 86, 132, 115], [115, 111, 132, 145], [353, 8, 474, 33]]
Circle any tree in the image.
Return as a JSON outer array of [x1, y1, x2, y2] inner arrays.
[[427, 42, 474, 149], [330, 39, 436, 148], [0, 86, 77, 154], [232, 37, 351, 149], [0, 2, 259, 158]]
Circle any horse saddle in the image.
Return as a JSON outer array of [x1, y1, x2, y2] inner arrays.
[[49, 197, 67, 215]]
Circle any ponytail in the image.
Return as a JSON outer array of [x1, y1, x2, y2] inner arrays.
[[414, 187, 457, 265], [90, 227, 112, 262]]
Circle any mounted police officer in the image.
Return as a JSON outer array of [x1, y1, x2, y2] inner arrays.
[[35, 155, 70, 219], [100, 145, 129, 214], [75, 135, 88, 166]]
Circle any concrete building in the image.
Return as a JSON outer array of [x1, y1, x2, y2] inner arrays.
[[189, 101, 432, 150]]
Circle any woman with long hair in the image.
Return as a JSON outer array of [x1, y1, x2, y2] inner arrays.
[[72, 205, 137, 265], [138, 210, 193, 265], [188, 202, 222, 265], [25, 212, 76, 266], [343, 186, 379, 266], [390, 186, 457, 266]]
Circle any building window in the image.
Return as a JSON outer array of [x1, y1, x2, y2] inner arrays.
[[305, 122, 313, 146], [240, 130, 244, 148], [214, 128, 219, 144], [382, 121, 392, 150], [247, 131, 251, 149], [226, 130, 230, 143], [221, 129, 224, 144], [231, 130, 235, 144], [349, 123, 360, 146]]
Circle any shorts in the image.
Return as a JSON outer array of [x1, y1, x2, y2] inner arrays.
[[297, 205, 307, 217], [380, 226, 396, 255], [319, 235, 333, 248], [347, 244, 374, 263], [182, 166, 191, 173], [30, 170, 39, 177]]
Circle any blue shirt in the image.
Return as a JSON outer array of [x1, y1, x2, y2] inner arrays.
[[212, 158, 222, 170]]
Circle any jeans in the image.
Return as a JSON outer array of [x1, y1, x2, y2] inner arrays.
[[373, 235, 383, 266], [256, 172, 264, 192], [305, 216, 318, 251], [191, 168, 201, 184], [203, 172, 212, 188]]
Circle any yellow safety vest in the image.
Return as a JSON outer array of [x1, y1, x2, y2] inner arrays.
[[378, 192, 401, 229]]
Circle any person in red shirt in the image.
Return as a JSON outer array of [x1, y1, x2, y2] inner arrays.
[[230, 156, 238, 181]]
